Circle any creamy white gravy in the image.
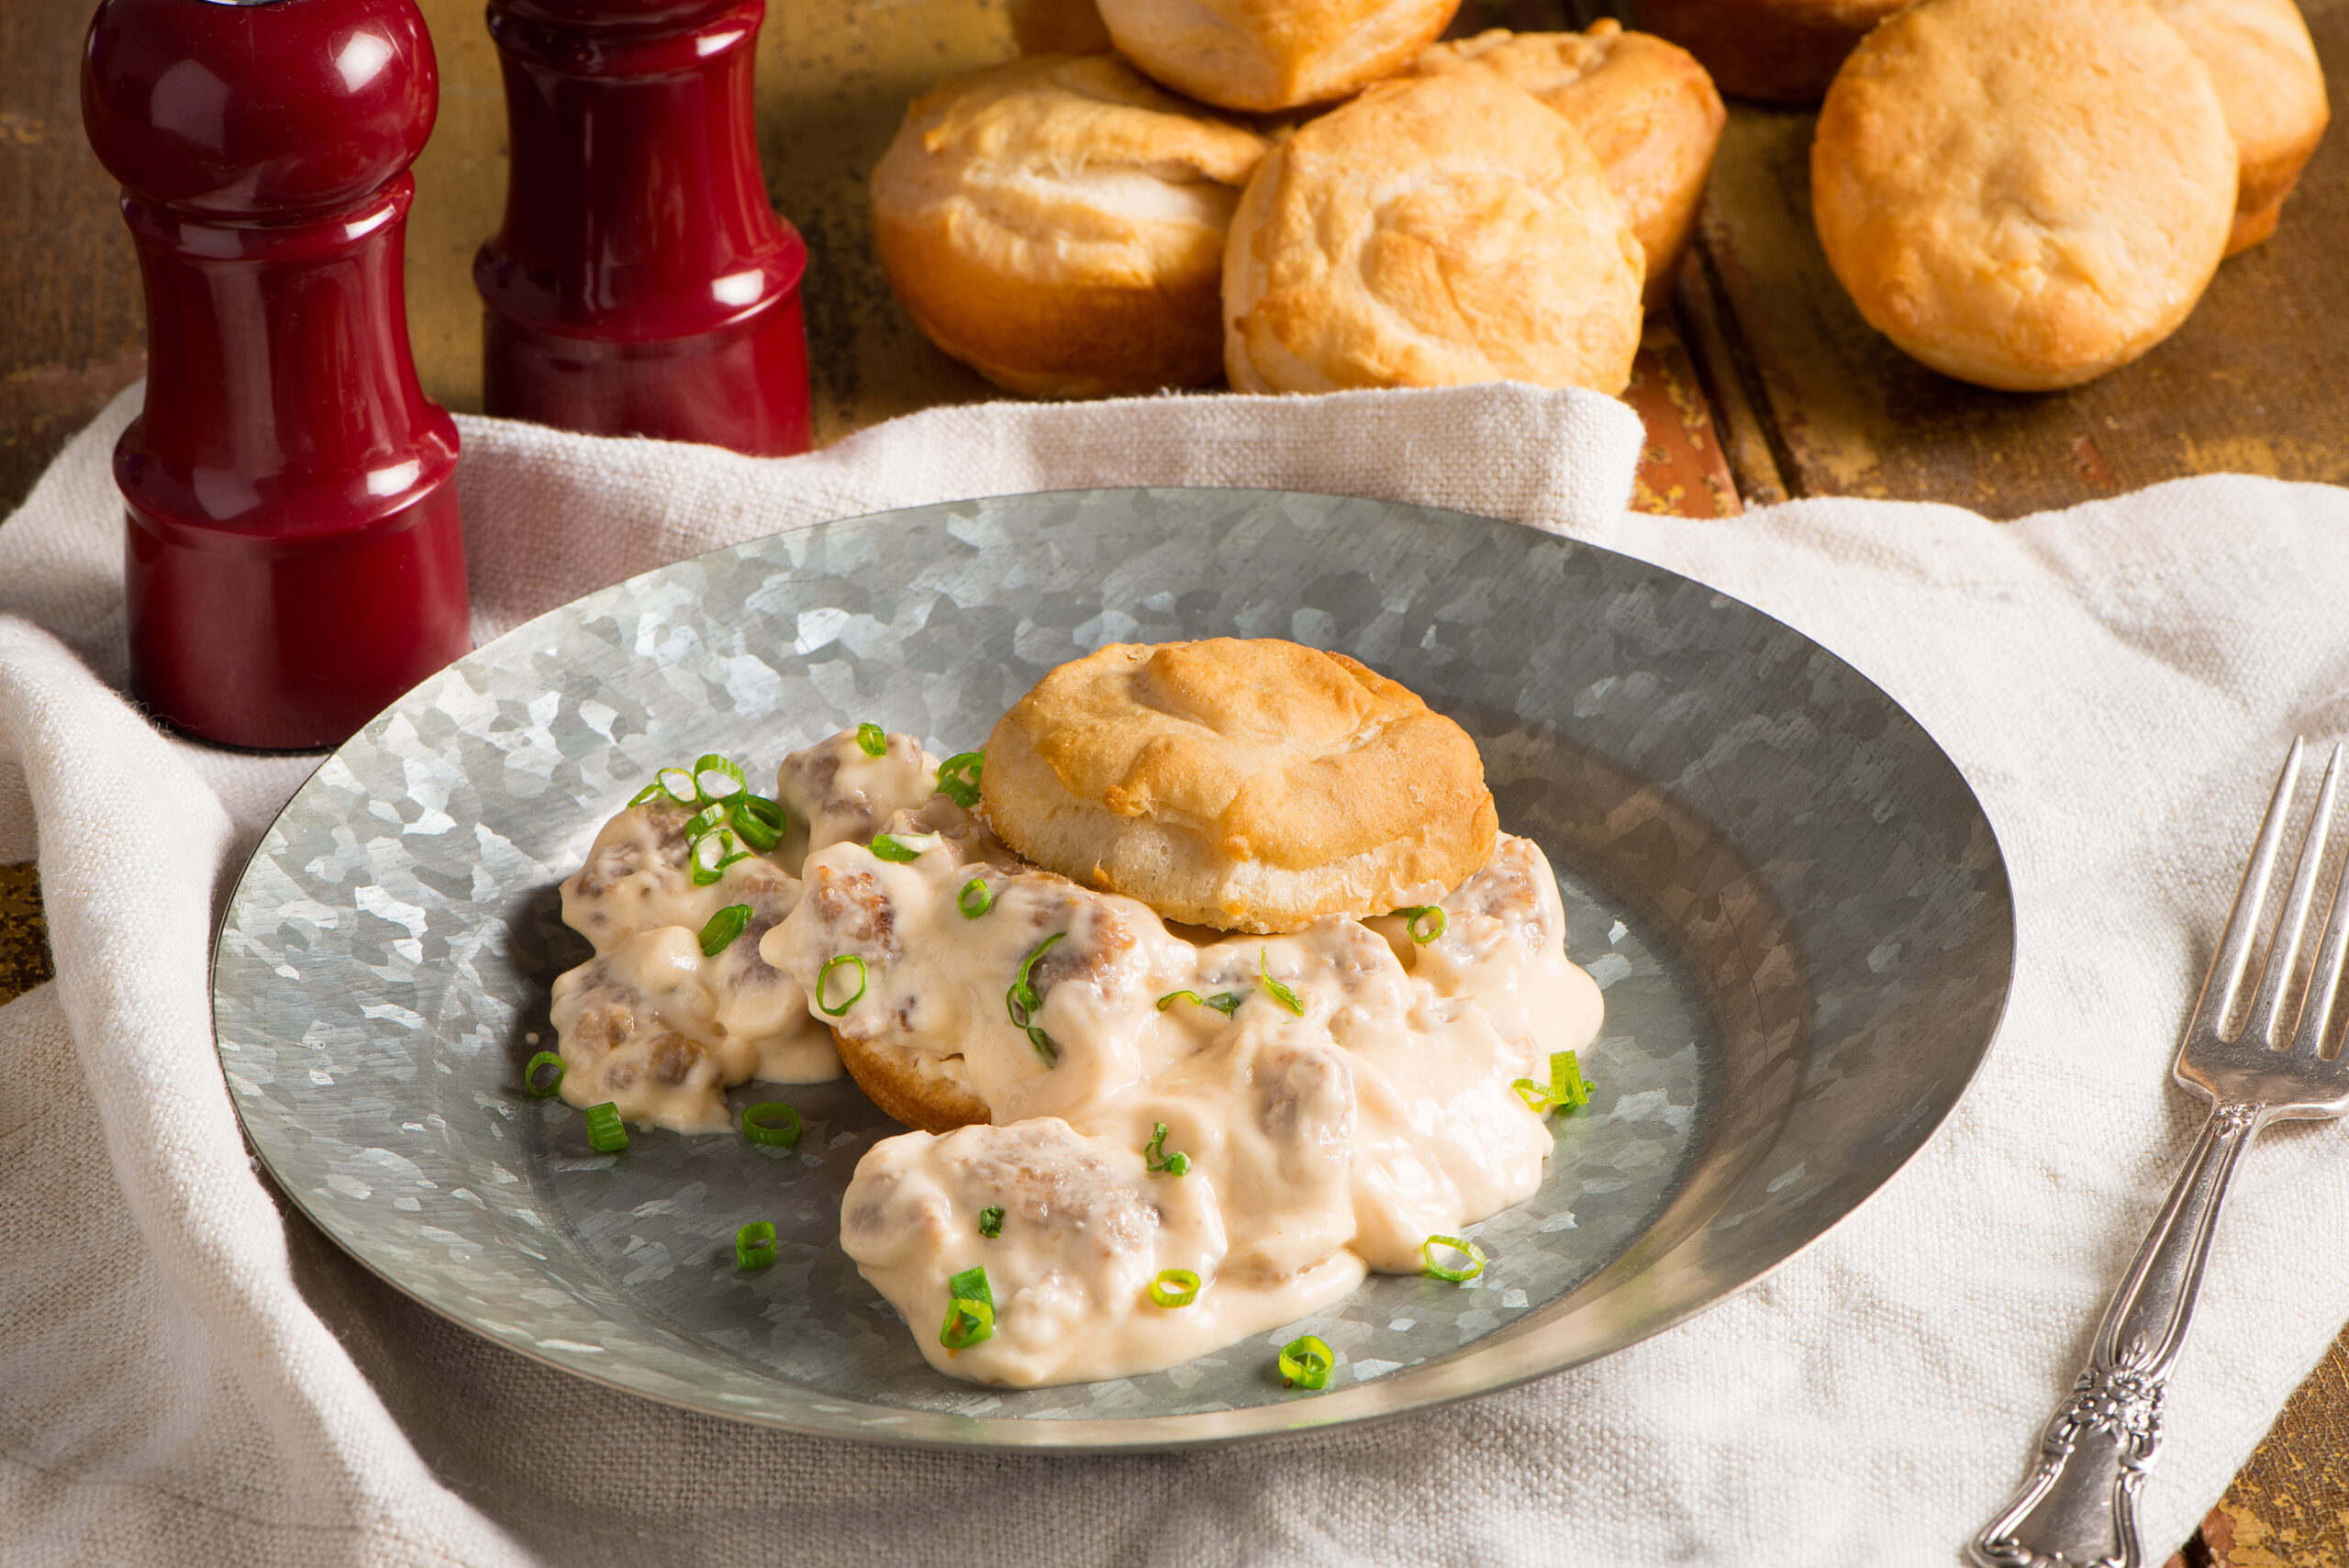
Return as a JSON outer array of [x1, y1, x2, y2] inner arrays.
[[551, 728, 1604, 1388], [763, 799, 1604, 1388]]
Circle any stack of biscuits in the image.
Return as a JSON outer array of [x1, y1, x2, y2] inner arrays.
[[868, 1, 1726, 401]]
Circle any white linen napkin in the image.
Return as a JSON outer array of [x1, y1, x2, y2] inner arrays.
[[3, 380, 2345, 1568]]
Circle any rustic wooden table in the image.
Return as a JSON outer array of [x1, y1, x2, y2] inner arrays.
[[2, 0, 2343, 1558]]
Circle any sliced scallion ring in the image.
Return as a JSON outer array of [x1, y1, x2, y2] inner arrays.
[[1006, 932, 1066, 1064], [584, 1101, 628, 1154], [627, 782, 666, 809], [935, 750, 984, 808], [978, 1206, 1004, 1239], [741, 1101, 802, 1148], [699, 904, 754, 957], [1511, 1050, 1594, 1116], [1143, 1121, 1191, 1177], [689, 828, 738, 886], [522, 1051, 565, 1097], [855, 722, 887, 758], [1258, 949, 1305, 1016], [958, 877, 996, 919], [815, 953, 867, 1017], [869, 832, 937, 862], [731, 794, 786, 852], [694, 753, 747, 802], [683, 802, 732, 841], [1148, 1268, 1201, 1308], [940, 1296, 994, 1349], [940, 1264, 996, 1349], [1392, 906, 1447, 944], [1278, 1334, 1333, 1390], [1421, 1234, 1486, 1282], [654, 766, 698, 805], [735, 1220, 776, 1270], [1155, 989, 1245, 1018]]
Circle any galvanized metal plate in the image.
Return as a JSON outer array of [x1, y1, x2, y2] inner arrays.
[[212, 487, 2011, 1448]]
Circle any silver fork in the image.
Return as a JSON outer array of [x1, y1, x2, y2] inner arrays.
[[1971, 738, 2349, 1568]]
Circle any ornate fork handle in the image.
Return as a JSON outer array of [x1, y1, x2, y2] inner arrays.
[[1971, 1101, 2267, 1568]]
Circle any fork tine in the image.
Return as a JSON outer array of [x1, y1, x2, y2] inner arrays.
[[2293, 746, 2349, 1055], [2246, 742, 2340, 1045], [2193, 737, 2305, 1040]]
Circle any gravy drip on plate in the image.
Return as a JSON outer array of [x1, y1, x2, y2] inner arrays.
[[764, 817, 1605, 1387], [549, 730, 945, 1132]]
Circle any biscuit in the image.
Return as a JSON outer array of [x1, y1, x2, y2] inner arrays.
[[834, 1029, 990, 1134], [2151, 0, 2331, 254], [1095, 0, 1463, 112], [1411, 22, 1725, 310], [1009, 0, 1115, 55], [1222, 69, 1646, 396], [1631, 0, 1909, 103], [981, 639, 1497, 933], [1810, 0, 2238, 391], [869, 55, 1270, 398]]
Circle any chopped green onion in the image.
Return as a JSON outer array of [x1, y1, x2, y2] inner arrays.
[[684, 802, 732, 840], [1393, 906, 1447, 944], [1511, 1050, 1594, 1116], [731, 794, 787, 851], [1156, 989, 1245, 1018], [958, 877, 996, 918], [627, 782, 666, 808], [584, 1101, 628, 1153], [816, 954, 867, 1017], [1143, 1121, 1191, 1177], [940, 1263, 996, 1348], [735, 1220, 776, 1270], [978, 1206, 1004, 1239], [741, 1102, 802, 1148], [941, 1296, 994, 1349], [935, 751, 985, 808], [869, 832, 935, 862], [694, 754, 747, 801], [1421, 1234, 1486, 1282], [1007, 932, 1066, 1063], [856, 723, 887, 758], [1149, 1268, 1201, 1308], [654, 766, 697, 804], [1279, 1334, 1333, 1390], [690, 828, 744, 885], [699, 903, 754, 957], [1259, 949, 1305, 1016], [523, 1051, 565, 1097]]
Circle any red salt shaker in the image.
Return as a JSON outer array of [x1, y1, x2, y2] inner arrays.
[[475, 0, 813, 455], [83, 0, 472, 751]]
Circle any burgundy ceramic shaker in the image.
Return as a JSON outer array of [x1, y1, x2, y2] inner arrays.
[[474, 0, 813, 454], [83, 0, 472, 750]]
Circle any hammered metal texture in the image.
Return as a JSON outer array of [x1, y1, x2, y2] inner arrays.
[[212, 488, 2013, 1449]]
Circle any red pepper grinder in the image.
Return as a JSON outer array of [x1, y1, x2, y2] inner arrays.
[[83, 0, 472, 751], [475, 0, 813, 455]]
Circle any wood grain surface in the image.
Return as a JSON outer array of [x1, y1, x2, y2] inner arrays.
[[1, 0, 2344, 1554]]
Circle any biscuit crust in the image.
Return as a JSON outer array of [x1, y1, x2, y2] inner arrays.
[[1096, 0, 1463, 111], [1222, 70, 1645, 396], [869, 55, 1269, 398], [834, 1029, 991, 1135], [2151, 0, 2331, 254], [1810, 0, 2237, 392], [1411, 23, 1725, 311], [981, 639, 1497, 933]]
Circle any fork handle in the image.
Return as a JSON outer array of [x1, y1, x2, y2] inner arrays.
[[1970, 1100, 2267, 1568]]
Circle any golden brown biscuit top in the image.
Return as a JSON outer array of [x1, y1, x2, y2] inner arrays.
[[2149, 0, 2329, 172], [877, 56, 1269, 291], [994, 639, 1491, 871], [1810, 0, 2235, 389], [1223, 69, 1644, 394]]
